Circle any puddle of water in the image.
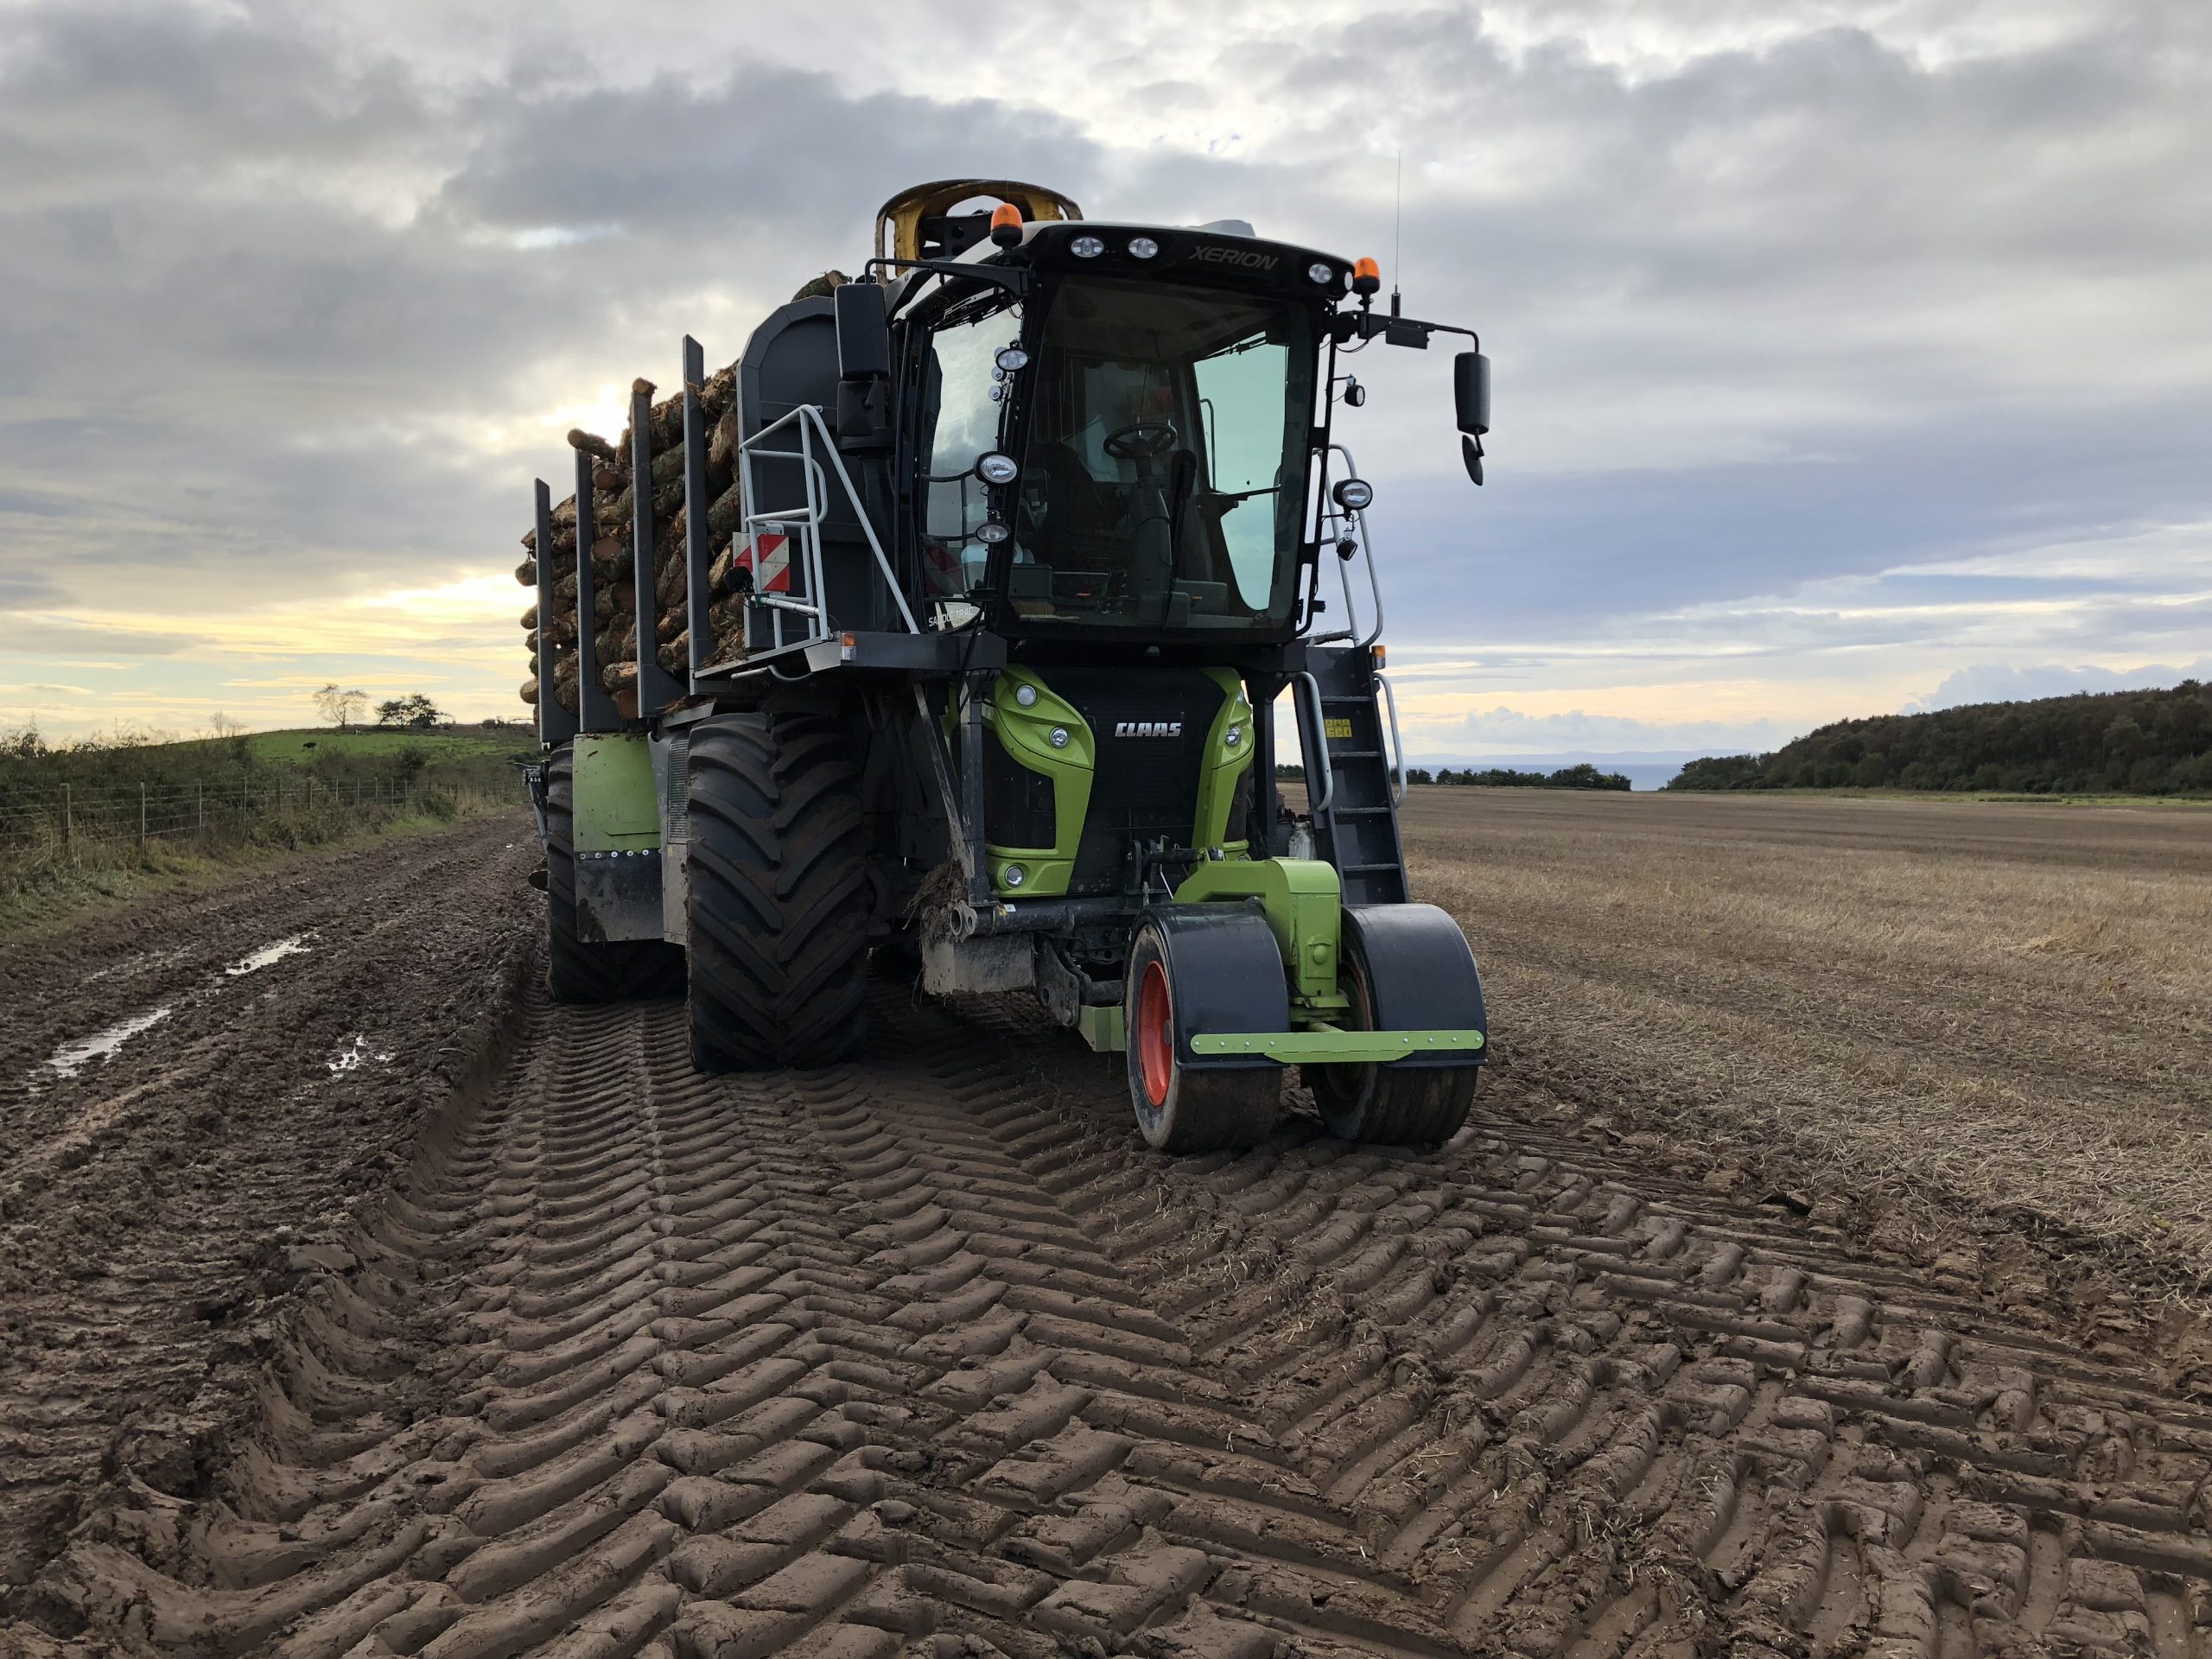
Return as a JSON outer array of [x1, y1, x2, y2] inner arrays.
[[327, 1035, 394, 1075], [48, 1006, 175, 1078], [226, 932, 314, 976]]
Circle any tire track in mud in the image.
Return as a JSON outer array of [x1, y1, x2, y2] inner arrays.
[[0, 814, 540, 1599], [22, 982, 2212, 1658]]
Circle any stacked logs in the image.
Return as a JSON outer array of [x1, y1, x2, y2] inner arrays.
[[516, 272, 849, 717], [514, 368, 748, 718]]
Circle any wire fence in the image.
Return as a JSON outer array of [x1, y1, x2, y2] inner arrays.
[[0, 774, 442, 861]]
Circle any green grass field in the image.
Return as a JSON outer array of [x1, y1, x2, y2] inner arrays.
[[244, 723, 534, 766]]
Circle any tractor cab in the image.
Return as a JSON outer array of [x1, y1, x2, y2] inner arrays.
[[845, 189, 1490, 656], [906, 231, 1321, 640]]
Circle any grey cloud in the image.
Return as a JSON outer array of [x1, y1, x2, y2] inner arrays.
[[435, 65, 1104, 247], [1, 0, 2208, 733]]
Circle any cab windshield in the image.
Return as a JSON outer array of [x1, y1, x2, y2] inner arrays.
[[916, 275, 1316, 632]]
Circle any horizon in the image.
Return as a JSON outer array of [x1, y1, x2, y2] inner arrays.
[[3, 2, 2208, 743], [22, 668, 2208, 798]]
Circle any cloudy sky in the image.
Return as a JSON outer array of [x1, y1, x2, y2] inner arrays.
[[2, 0, 2208, 759]]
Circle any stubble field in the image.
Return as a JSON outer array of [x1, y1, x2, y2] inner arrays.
[[1405, 787, 2212, 1291]]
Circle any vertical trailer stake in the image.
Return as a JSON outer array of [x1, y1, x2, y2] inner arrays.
[[575, 448, 621, 733], [536, 480, 578, 745], [682, 336, 711, 692], [629, 380, 684, 713]]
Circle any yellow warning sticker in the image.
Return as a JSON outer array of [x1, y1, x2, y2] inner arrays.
[[1324, 718, 1353, 740]]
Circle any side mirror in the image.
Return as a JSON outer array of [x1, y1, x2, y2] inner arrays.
[[1453, 351, 1490, 436], [835, 281, 890, 381]]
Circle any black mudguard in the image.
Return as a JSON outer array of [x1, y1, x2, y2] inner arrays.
[[1141, 905, 1289, 1072], [1342, 903, 1488, 1068]]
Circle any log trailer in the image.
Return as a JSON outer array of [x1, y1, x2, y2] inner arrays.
[[523, 180, 1494, 1151]]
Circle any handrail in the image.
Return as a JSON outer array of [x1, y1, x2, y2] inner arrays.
[[730, 404, 918, 659], [1324, 442, 1387, 652], [1376, 671, 1407, 805], [1294, 671, 1335, 817]]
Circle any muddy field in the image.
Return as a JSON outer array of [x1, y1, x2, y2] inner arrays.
[[7, 798, 2212, 1657], [0, 817, 542, 1600]]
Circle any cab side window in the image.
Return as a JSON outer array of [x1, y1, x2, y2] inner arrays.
[[918, 304, 1017, 591]]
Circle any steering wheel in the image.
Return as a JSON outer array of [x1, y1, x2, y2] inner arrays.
[[1103, 421, 1179, 460]]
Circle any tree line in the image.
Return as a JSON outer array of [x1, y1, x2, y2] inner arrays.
[[313, 685, 452, 731], [1274, 762, 1631, 791], [1668, 681, 2212, 795]]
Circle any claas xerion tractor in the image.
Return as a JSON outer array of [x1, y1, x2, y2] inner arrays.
[[523, 180, 1494, 1152]]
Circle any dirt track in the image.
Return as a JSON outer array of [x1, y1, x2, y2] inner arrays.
[[10, 815, 2212, 1657]]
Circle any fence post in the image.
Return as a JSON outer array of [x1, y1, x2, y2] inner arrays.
[[62, 784, 72, 862], [197, 782, 205, 836], [140, 782, 148, 842]]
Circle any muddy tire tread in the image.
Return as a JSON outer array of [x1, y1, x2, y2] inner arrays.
[[685, 711, 869, 1070], [26, 987, 2212, 1659]]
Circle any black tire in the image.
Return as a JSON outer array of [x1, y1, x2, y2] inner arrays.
[[543, 747, 683, 1004], [1125, 920, 1281, 1153], [686, 710, 871, 1071], [1310, 911, 1482, 1145]]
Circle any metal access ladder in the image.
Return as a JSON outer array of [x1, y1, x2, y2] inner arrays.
[[1296, 646, 1409, 905], [1294, 442, 1412, 906]]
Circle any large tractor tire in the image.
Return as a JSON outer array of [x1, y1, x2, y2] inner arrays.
[[686, 710, 871, 1071], [1310, 904, 1486, 1145], [1124, 910, 1284, 1154], [544, 747, 684, 1004]]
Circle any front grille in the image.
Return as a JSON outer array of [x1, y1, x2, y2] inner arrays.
[[1044, 668, 1230, 896], [1225, 762, 1255, 847], [983, 728, 1057, 850]]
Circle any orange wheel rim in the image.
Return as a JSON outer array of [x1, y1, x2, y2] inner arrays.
[[1138, 959, 1173, 1107]]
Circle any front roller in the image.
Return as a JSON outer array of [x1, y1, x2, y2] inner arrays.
[[1310, 904, 1488, 1144], [1125, 907, 1287, 1153]]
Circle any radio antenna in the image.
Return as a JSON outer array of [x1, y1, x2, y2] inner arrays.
[[1390, 149, 1403, 317]]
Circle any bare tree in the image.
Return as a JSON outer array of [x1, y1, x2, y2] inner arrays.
[[312, 683, 368, 730], [207, 711, 245, 740]]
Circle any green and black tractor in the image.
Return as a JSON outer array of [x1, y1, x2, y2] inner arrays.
[[523, 179, 1493, 1151]]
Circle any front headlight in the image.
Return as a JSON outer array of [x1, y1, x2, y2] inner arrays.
[[1128, 236, 1160, 259], [976, 452, 1019, 485], [1071, 235, 1105, 259]]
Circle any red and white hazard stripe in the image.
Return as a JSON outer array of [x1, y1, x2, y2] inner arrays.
[[738, 532, 791, 594]]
